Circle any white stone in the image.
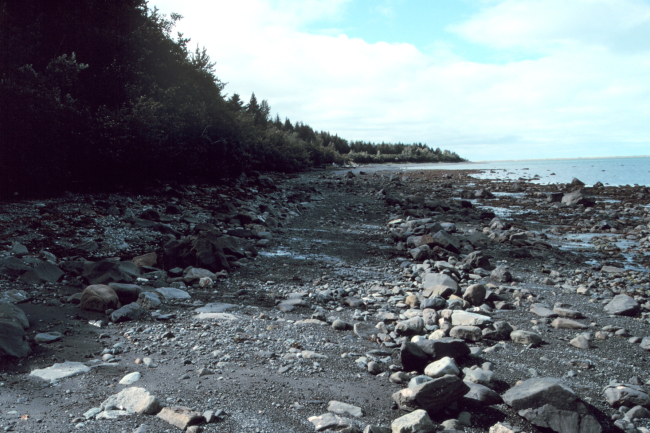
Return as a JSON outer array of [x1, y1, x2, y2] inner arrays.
[[30, 361, 91, 382], [327, 400, 363, 417], [424, 357, 460, 378], [119, 372, 141, 385]]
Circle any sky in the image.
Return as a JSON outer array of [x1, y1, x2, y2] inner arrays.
[[151, 0, 650, 161]]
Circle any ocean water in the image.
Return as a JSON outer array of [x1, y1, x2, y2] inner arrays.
[[405, 156, 650, 187]]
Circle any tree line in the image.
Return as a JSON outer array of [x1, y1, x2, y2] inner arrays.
[[0, 1, 465, 198]]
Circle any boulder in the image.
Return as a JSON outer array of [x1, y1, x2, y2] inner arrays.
[[449, 325, 482, 341], [395, 317, 425, 336], [183, 267, 218, 284], [482, 321, 513, 340], [0, 257, 30, 278], [157, 406, 203, 430], [424, 357, 460, 378], [503, 377, 601, 433], [551, 318, 588, 330], [19, 261, 64, 284], [392, 374, 470, 413], [154, 287, 191, 302], [463, 284, 486, 306], [101, 387, 161, 415], [462, 251, 492, 270], [80, 285, 120, 312], [327, 401, 363, 418], [82, 260, 141, 285], [604, 383, 650, 409], [415, 338, 470, 361], [510, 330, 542, 346], [422, 273, 458, 292], [0, 302, 30, 358], [491, 265, 512, 283], [138, 292, 162, 309], [400, 342, 429, 372], [463, 381, 503, 406], [107, 283, 142, 304], [391, 409, 435, 433], [163, 231, 233, 273], [530, 304, 558, 318], [431, 231, 461, 254], [604, 295, 640, 316], [308, 413, 355, 432], [561, 189, 595, 207]]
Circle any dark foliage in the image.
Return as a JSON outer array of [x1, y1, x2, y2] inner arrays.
[[0, 1, 464, 198]]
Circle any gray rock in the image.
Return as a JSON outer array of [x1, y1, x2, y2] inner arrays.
[[30, 361, 91, 382], [354, 322, 378, 340], [604, 383, 650, 408], [530, 304, 558, 318], [504, 377, 601, 433], [424, 357, 459, 378], [569, 335, 590, 349], [194, 303, 236, 313], [415, 338, 470, 361], [111, 303, 147, 323], [392, 374, 470, 413], [83, 260, 141, 285], [510, 330, 542, 346], [626, 405, 650, 420], [482, 321, 513, 340], [491, 265, 512, 283], [640, 337, 650, 351], [138, 292, 162, 309], [328, 401, 363, 417], [154, 287, 191, 301], [462, 381, 503, 405], [391, 409, 435, 433], [451, 310, 492, 327], [422, 273, 458, 292], [119, 372, 142, 385], [408, 375, 433, 388], [561, 189, 595, 207], [553, 307, 584, 319], [551, 318, 588, 329], [431, 230, 461, 254], [395, 317, 425, 336], [34, 332, 63, 343], [19, 261, 64, 284], [10, 242, 29, 257], [604, 295, 640, 316], [101, 387, 161, 415], [183, 267, 217, 284], [463, 284, 486, 306], [332, 319, 352, 331], [449, 325, 482, 341]]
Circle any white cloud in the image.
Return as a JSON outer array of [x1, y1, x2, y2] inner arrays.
[[152, 0, 650, 160]]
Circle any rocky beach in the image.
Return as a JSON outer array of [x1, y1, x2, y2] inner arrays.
[[1, 166, 650, 433]]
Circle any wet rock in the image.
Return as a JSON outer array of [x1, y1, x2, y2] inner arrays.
[[561, 189, 595, 207], [80, 285, 121, 312], [101, 387, 161, 415], [111, 302, 147, 323], [604, 295, 640, 316], [392, 374, 470, 413], [157, 406, 203, 430], [0, 302, 30, 358], [30, 361, 91, 382], [491, 265, 512, 283], [328, 401, 363, 418], [604, 383, 650, 408], [19, 261, 64, 284], [391, 409, 435, 433], [503, 377, 601, 433], [510, 330, 542, 346]]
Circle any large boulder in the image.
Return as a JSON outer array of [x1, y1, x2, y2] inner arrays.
[[431, 231, 461, 254], [392, 374, 470, 413], [604, 294, 640, 316], [0, 302, 31, 358], [561, 189, 595, 207], [19, 261, 64, 284], [82, 260, 140, 285], [503, 377, 601, 433], [80, 285, 121, 312]]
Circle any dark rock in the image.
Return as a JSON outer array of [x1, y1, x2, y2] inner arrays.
[[82, 260, 141, 285], [561, 189, 595, 207], [111, 303, 147, 323], [0, 302, 31, 358], [491, 265, 512, 283], [19, 261, 64, 284], [0, 257, 30, 278], [462, 251, 492, 270], [140, 208, 160, 221], [80, 285, 121, 312], [400, 342, 430, 372], [431, 231, 461, 254], [415, 338, 470, 361], [604, 295, 640, 316], [462, 381, 503, 406], [108, 283, 143, 304], [392, 374, 470, 413]]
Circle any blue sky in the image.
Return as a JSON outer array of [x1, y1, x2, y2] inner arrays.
[[152, 0, 650, 161]]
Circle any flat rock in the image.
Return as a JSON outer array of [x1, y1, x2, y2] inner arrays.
[[327, 400, 363, 417], [101, 387, 161, 415], [604, 294, 639, 316], [462, 381, 503, 406], [30, 361, 91, 382], [111, 302, 147, 323], [308, 412, 354, 431], [551, 318, 588, 330], [530, 304, 558, 318], [157, 406, 203, 429], [391, 409, 435, 433], [193, 312, 239, 321], [154, 287, 191, 301], [604, 383, 650, 408], [553, 307, 584, 319], [510, 330, 542, 346], [451, 310, 493, 327], [34, 332, 63, 343], [194, 303, 236, 313], [19, 261, 64, 284], [424, 357, 459, 378]]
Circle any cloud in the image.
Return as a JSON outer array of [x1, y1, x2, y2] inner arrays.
[[152, 0, 650, 160]]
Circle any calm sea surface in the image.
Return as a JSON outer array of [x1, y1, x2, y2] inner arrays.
[[405, 156, 650, 187]]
